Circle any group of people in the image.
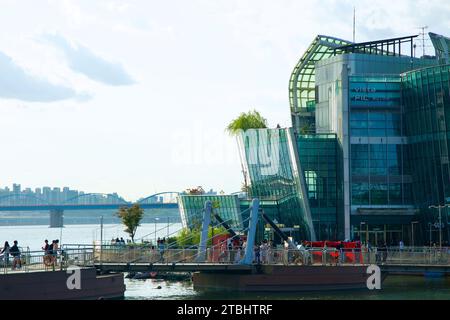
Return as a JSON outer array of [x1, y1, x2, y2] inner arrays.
[[216, 237, 246, 263], [42, 239, 60, 267], [111, 237, 126, 245], [253, 240, 276, 264], [0, 240, 22, 270]]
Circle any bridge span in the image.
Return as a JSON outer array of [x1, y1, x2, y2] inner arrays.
[[0, 192, 180, 227]]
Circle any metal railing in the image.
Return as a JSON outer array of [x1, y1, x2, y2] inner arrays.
[[90, 245, 450, 267], [0, 248, 95, 274], [2, 245, 449, 274]]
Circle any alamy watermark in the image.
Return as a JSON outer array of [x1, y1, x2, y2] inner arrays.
[[66, 266, 81, 290], [366, 264, 381, 290], [170, 126, 282, 177]]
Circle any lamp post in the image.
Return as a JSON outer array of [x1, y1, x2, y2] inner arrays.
[[100, 216, 103, 265], [154, 217, 160, 245], [360, 222, 366, 244], [167, 216, 170, 239], [429, 205, 450, 249], [411, 221, 419, 248], [428, 222, 432, 247]]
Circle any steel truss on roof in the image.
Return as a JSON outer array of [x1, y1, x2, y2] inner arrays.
[[334, 35, 418, 57], [289, 35, 352, 113]]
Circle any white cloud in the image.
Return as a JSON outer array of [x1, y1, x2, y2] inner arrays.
[[0, 51, 87, 102], [42, 33, 135, 86]]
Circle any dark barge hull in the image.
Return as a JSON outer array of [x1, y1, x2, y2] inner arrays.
[[193, 265, 383, 292], [0, 268, 125, 300]]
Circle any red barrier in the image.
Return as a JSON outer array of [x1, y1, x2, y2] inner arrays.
[[303, 240, 363, 263]]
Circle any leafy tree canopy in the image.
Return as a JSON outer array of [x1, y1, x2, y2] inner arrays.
[[226, 110, 268, 136], [116, 204, 144, 243]]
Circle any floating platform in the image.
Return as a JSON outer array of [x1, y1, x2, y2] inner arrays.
[[193, 265, 380, 292], [0, 268, 125, 300]]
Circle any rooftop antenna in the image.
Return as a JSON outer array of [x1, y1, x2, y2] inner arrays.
[[353, 7, 356, 43], [418, 25, 428, 57]]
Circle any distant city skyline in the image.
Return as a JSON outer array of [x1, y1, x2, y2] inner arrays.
[[0, 1, 449, 200], [0, 183, 220, 203]]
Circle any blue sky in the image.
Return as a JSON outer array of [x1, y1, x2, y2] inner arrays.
[[0, 0, 448, 201]]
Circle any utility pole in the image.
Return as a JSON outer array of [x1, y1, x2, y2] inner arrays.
[[100, 215, 104, 265], [418, 26, 428, 57], [167, 216, 170, 239], [429, 205, 449, 249], [353, 7, 356, 43]]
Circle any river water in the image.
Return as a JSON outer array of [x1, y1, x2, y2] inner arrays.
[[1, 223, 449, 300]]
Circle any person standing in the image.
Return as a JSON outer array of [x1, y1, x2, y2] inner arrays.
[[267, 241, 273, 264], [1, 241, 10, 266], [382, 242, 388, 263], [54, 240, 59, 255], [227, 238, 233, 262], [254, 244, 261, 264], [335, 242, 342, 265], [42, 239, 49, 254], [10, 241, 21, 270], [260, 241, 267, 264], [42, 239, 51, 266], [49, 240, 56, 266], [234, 247, 241, 264]]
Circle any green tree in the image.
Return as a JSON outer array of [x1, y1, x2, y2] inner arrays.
[[175, 226, 228, 247], [226, 109, 268, 136], [176, 228, 201, 247], [226, 110, 268, 191], [116, 204, 144, 243]]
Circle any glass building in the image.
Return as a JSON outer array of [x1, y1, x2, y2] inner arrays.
[[181, 32, 450, 246], [237, 128, 315, 240], [402, 64, 450, 244], [178, 195, 244, 231], [238, 32, 450, 245], [296, 133, 344, 239], [289, 35, 352, 134]]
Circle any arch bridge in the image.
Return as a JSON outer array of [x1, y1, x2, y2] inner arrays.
[[0, 192, 180, 228]]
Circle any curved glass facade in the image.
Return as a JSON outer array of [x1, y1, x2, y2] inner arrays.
[[402, 64, 450, 244], [402, 65, 450, 208], [289, 35, 352, 133], [429, 33, 450, 64], [237, 128, 315, 240], [178, 195, 243, 231]]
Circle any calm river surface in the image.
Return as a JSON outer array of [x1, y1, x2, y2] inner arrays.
[[1, 223, 449, 300]]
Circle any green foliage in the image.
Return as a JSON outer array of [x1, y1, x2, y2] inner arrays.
[[208, 225, 228, 244], [300, 123, 311, 135], [176, 228, 201, 247], [116, 204, 144, 243], [226, 110, 268, 136], [212, 200, 221, 209], [166, 236, 178, 246], [174, 226, 229, 247]]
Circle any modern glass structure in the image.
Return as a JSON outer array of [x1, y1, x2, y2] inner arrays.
[[237, 128, 315, 240], [178, 195, 243, 231], [402, 64, 450, 244], [181, 32, 450, 246], [239, 32, 450, 245], [296, 133, 344, 239], [289, 35, 352, 134], [429, 33, 450, 64]]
